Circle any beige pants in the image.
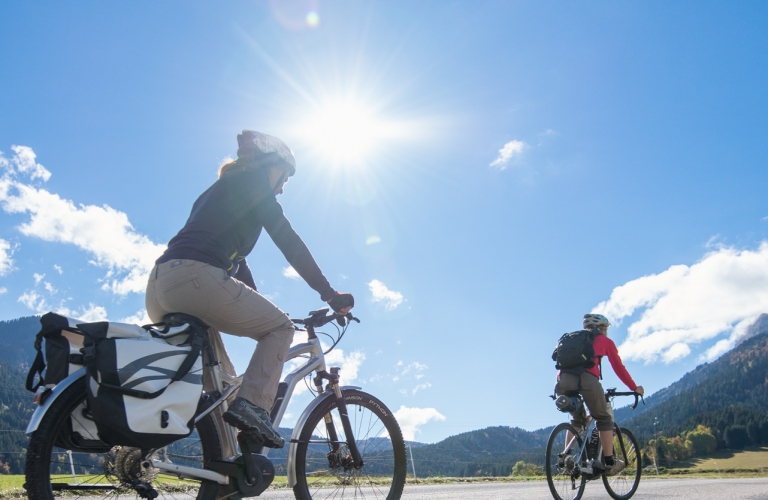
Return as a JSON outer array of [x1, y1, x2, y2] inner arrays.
[[556, 371, 614, 431], [146, 259, 295, 411]]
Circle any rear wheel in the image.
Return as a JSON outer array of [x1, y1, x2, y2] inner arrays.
[[602, 426, 641, 500], [25, 376, 223, 500], [546, 422, 586, 500], [293, 390, 407, 500]]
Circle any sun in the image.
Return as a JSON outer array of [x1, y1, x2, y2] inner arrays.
[[300, 100, 397, 164]]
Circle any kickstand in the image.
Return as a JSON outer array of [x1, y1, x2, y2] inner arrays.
[[237, 432, 263, 485]]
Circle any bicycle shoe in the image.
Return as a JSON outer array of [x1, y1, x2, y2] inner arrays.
[[605, 459, 626, 476], [223, 398, 285, 448]]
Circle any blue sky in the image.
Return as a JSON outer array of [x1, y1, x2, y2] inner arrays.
[[2, 1, 768, 443]]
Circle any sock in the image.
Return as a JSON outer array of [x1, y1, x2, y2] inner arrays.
[[603, 455, 615, 466]]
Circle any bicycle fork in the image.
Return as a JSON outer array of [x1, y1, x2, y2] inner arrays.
[[314, 367, 364, 470]]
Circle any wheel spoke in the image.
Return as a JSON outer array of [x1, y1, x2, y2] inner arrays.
[[25, 377, 224, 500], [546, 423, 586, 500], [602, 427, 641, 500], [294, 391, 406, 499]]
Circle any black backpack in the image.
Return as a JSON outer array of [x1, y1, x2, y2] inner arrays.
[[552, 329, 599, 375]]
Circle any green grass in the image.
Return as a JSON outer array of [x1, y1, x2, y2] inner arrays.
[[676, 446, 768, 471]]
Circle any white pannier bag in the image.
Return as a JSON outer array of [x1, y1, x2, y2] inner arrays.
[[79, 319, 206, 449]]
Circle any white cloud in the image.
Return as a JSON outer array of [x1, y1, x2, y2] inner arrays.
[[0, 145, 51, 181], [398, 361, 427, 376], [53, 264, 63, 274], [368, 279, 404, 311], [69, 303, 108, 322], [282, 266, 300, 279], [18, 290, 44, 311], [0, 238, 12, 276], [0, 145, 165, 295], [326, 349, 365, 385], [18, 282, 107, 321], [119, 309, 153, 325], [0, 287, 6, 294], [593, 242, 768, 364], [394, 361, 430, 395], [366, 235, 381, 245], [489, 140, 526, 170], [33, 272, 44, 285], [411, 382, 432, 395], [282, 336, 365, 397], [393, 406, 446, 441]]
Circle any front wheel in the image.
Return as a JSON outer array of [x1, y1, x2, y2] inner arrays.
[[25, 376, 224, 500], [602, 426, 641, 500], [546, 422, 586, 500], [293, 389, 407, 500]]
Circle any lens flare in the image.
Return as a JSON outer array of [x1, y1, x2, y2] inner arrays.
[[306, 12, 319, 27]]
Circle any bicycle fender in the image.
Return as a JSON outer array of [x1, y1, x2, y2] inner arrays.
[[286, 385, 362, 487], [26, 368, 86, 435]]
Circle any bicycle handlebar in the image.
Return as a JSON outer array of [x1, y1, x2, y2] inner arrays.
[[291, 308, 360, 329], [604, 387, 645, 410]]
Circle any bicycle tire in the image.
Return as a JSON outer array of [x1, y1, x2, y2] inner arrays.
[[293, 389, 407, 500], [25, 376, 223, 500], [602, 426, 641, 500], [546, 422, 586, 500]]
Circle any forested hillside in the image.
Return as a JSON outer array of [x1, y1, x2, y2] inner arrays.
[[0, 316, 43, 473], [620, 329, 768, 440], [613, 313, 768, 425], [408, 425, 549, 476], [0, 316, 40, 368]]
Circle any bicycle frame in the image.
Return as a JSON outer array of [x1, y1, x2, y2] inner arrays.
[[153, 326, 361, 487], [560, 389, 641, 476], [562, 417, 602, 475], [27, 321, 362, 489]]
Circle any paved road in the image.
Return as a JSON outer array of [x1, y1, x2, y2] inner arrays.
[[398, 478, 768, 499], [61, 478, 768, 499]]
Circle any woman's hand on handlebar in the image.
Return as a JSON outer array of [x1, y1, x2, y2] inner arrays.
[[634, 385, 644, 396], [327, 292, 355, 315]]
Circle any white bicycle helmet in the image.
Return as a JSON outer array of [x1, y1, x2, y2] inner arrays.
[[237, 130, 296, 176], [583, 313, 611, 329]]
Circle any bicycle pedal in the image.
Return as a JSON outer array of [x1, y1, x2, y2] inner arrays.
[[237, 432, 265, 447]]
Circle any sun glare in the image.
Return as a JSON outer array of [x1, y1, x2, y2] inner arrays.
[[301, 101, 398, 164]]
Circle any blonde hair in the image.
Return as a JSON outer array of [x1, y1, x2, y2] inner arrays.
[[217, 157, 237, 178]]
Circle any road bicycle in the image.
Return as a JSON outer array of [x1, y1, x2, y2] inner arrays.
[[545, 388, 643, 500], [24, 308, 407, 500]]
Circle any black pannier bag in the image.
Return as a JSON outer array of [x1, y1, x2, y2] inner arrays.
[[80, 319, 206, 449], [26, 312, 104, 449], [26, 312, 88, 393], [552, 329, 598, 374]]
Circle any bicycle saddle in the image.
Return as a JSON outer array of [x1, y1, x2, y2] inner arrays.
[[162, 312, 209, 329]]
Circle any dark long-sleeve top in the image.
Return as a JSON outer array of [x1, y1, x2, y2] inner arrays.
[[156, 160, 335, 301]]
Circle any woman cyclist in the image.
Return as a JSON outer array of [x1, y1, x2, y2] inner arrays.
[[555, 313, 644, 476], [146, 130, 354, 448]]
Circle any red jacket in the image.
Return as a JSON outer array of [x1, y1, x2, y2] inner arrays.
[[589, 334, 637, 391]]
